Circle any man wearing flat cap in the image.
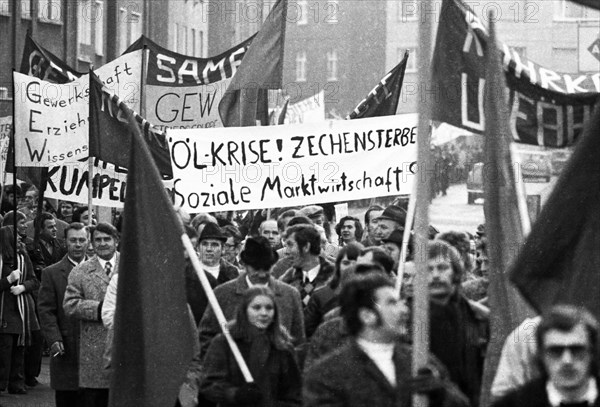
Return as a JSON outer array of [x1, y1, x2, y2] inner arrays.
[[196, 223, 239, 286], [371, 205, 407, 246], [298, 205, 325, 226], [198, 236, 305, 357]]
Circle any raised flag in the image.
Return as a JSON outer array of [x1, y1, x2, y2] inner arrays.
[[509, 97, 600, 320], [89, 72, 172, 178], [125, 34, 254, 130], [347, 51, 409, 119], [431, 0, 599, 147], [20, 33, 82, 83], [218, 0, 287, 127], [109, 111, 193, 407], [479, 17, 535, 407]]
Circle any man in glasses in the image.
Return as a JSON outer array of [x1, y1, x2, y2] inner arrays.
[[492, 305, 600, 407]]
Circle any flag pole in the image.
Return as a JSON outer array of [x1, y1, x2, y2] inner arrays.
[[412, 0, 435, 406], [181, 234, 254, 383], [510, 143, 531, 235], [396, 181, 417, 294], [88, 66, 94, 227]]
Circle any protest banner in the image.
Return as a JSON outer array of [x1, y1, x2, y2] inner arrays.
[[0, 116, 11, 177], [44, 159, 128, 208], [12, 51, 142, 167], [431, 0, 599, 148], [284, 91, 325, 124], [126, 35, 253, 131], [168, 114, 418, 212]]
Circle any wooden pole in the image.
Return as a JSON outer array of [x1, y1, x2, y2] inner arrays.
[[412, 0, 435, 406], [181, 234, 254, 382], [395, 180, 417, 294]]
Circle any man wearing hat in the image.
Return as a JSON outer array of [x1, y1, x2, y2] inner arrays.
[[196, 223, 239, 286], [381, 229, 404, 273], [371, 205, 407, 246], [198, 236, 305, 357]]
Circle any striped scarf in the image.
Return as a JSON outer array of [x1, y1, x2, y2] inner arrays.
[[15, 253, 33, 346]]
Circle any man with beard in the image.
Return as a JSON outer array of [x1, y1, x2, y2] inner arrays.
[[427, 240, 489, 407], [38, 222, 89, 406], [196, 223, 238, 286], [198, 236, 305, 357], [492, 305, 599, 407]]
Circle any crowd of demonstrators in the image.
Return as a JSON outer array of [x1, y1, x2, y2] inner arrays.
[[0, 193, 597, 407]]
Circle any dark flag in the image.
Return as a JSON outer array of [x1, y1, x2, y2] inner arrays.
[[89, 72, 173, 178], [570, 0, 599, 10], [509, 97, 600, 320], [479, 17, 535, 407], [347, 51, 409, 119], [278, 97, 290, 124], [108, 111, 193, 407], [218, 0, 287, 127]]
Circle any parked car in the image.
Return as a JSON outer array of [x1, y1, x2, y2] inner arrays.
[[466, 162, 484, 205]]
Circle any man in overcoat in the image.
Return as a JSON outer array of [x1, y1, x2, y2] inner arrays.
[[63, 222, 119, 407], [38, 222, 88, 406]]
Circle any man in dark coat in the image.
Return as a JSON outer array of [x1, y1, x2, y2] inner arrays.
[[279, 225, 334, 309], [199, 236, 305, 358], [304, 272, 469, 407], [27, 212, 67, 279], [38, 222, 88, 406], [492, 305, 600, 407], [196, 223, 238, 286], [426, 240, 489, 407]]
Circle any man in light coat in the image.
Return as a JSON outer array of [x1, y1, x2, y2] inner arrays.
[[63, 223, 119, 407]]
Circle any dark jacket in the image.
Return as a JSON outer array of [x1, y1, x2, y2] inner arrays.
[[185, 261, 217, 325], [26, 236, 67, 281], [200, 333, 302, 407], [303, 316, 348, 374], [279, 257, 334, 307], [214, 258, 239, 286], [199, 274, 306, 358], [304, 340, 469, 407], [0, 249, 40, 336], [429, 293, 489, 407], [491, 377, 600, 407], [304, 285, 338, 338], [37, 255, 80, 390]]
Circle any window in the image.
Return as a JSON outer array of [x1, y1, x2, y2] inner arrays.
[[398, 0, 418, 21], [20, 0, 31, 19], [94, 1, 103, 55], [554, 0, 598, 20], [119, 7, 127, 53], [129, 11, 142, 45], [0, 1, 11, 16], [297, 0, 307, 25], [177, 24, 185, 53], [191, 28, 196, 56], [326, 0, 338, 24], [326, 50, 338, 81], [173, 24, 179, 54], [199, 30, 204, 57], [79, 1, 93, 45], [400, 47, 417, 72], [39, 0, 63, 23], [296, 51, 307, 82]]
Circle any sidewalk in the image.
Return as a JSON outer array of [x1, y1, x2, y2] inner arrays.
[[1, 356, 53, 407]]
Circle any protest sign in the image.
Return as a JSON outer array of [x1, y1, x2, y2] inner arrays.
[[285, 91, 325, 124], [0, 116, 11, 177], [431, 0, 599, 148], [44, 158, 128, 208], [12, 51, 142, 167], [168, 114, 418, 212], [126, 35, 252, 130]]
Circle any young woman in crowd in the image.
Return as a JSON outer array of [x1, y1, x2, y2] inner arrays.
[[200, 286, 301, 407]]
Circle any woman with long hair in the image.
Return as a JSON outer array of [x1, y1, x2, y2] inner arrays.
[[0, 223, 40, 394], [304, 242, 363, 338], [200, 286, 301, 407]]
